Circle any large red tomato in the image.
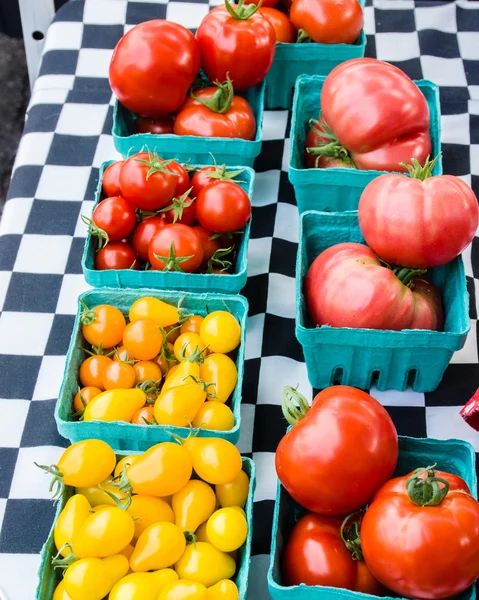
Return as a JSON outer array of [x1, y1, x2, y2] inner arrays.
[[308, 58, 431, 172], [196, 2, 276, 91], [148, 224, 204, 273], [109, 21, 200, 117], [304, 242, 444, 331], [290, 0, 363, 44], [119, 152, 177, 211], [283, 513, 384, 594], [358, 160, 479, 268], [275, 385, 398, 515], [174, 80, 256, 140], [196, 181, 251, 233], [361, 467, 479, 599], [131, 216, 167, 261]]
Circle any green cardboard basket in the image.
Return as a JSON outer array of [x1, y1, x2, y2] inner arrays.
[[296, 211, 470, 392], [81, 161, 254, 294], [112, 82, 264, 167], [268, 435, 477, 600], [36, 455, 255, 600], [55, 289, 248, 449], [289, 75, 442, 213], [265, 0, 366, 109]]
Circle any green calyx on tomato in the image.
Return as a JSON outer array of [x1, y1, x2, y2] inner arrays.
[[186, 374, 217, 399], [190, 75, 234, 114], [206, 157, 245, 183], [153, 242, 194, 272], [399, 153, 442, 181], [406, 465, 451, 507], [393, 267, 427, 287], [306, 119, 356, 168], [340, 512, 363, 561], [81, 214, 109, 248], [225, 0, 263, 20], [159, 188, 195, 223], [208, 246, 233, 274], [180, 342, 209, 365], [133, 151, 179, 181], [79, 299, 98, 327], [281, 385, 311, 426], [296, 29, 312, 43]]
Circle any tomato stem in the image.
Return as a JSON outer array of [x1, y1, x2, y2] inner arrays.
[[399, 153, 441, 181], [97, 483, 132, 510], [134, 151, 180, 181], [394, 267, 427, 287], [52, 544, 78, 571], [224, 0, 262, 20], [184, 530, 197, 547], [159, 188, 195, 223], [282, 385, 310, 426], [81, 215, 109, 249], [34, 462, 64, 501], [340, 512, 364, 561], [406, 465, 450, 506], [190, 74, 235, 114], [296, 29, 312, 43], [306, 121, 356, 169], [208, 246, 234, 274], [186, 374, 217, 399]]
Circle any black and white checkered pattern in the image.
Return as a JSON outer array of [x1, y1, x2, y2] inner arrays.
[[0, 1, 479, 598]]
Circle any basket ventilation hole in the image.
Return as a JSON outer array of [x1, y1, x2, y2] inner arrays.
[[369, 370, 381, 387], [331, 367, 343, 385], [407, 369, 417, 387]]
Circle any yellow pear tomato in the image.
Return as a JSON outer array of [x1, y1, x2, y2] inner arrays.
[[183, 437, 242, 485], [63, 554, 128, 600], [76, 476, 129, 508], [162, 360, 200, 394], [127, 495, 175, 539], [215, 470, 249, 508], [129, 297, 179, 328], [175, 542, 235, 587], [192, 402, 234, 431], [114, 455, 139, 478], [154, 381, 206, 427], [206, 508, 248, 552], [52, 580, 73, 600], [130, 522, 186, 572], [54, 494, 91, 557], [174, 332, 207, 361], [109, 569, 179, 600], [83, 388, 146, 422], [199, 312, 240, 354], [199, 355, 237, 404], [159, 580, 207, 600], [206, 580, 239, 600], [172, 480, 216, 532], [72, 506, 134, 558]]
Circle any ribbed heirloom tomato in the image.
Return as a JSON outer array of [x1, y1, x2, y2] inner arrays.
[[290, 0, 363, 44], [109, 20, 200, 117]]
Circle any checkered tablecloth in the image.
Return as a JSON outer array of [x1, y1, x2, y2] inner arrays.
[[0, 0, 478, 598]]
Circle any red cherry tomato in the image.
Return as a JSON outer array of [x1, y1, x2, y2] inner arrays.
[[290, 0, 363, 44], [192, 225, 221, 266], [196, 2, 276, 91], [164, 161, 191, 197], [131, 216, 168, 261], [95, 242, 139, 270], [260, 7, 296, 42], [191, 165, 243, 197], [102, 161, 124, 197], [119, 151, 177, 211], [283, 513, 384, 594], [275, 385, 398, 515], [109, 20, 201, 117], [196, 181, 251, 233], [91, 196, 136, 243], [148, 224, 204, 273], [134, 115, 175, 135], [164, 197, 197, 226]]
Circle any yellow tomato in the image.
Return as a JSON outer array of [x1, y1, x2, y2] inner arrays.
[[72, 507, 135, 558], [130, 522, 186, 572], [54, 494, 91, 557], [172, 480, 216, 532], [199, 355, 237, 404], [52, 580, 72, 600], [192, 402, 234, 431], [175, 542, 235, 587], [199, 312, 240, 354], [159, 580, 207, 600], [124, 442, 192, 496], [37, 440, 116, 497], [154, 382, 206, 427], [81, 304, 126, 349], [110, 569, 179, 600], [180, 315, 204, 335], [174, 333, 207, 361], [206, 580, 239, 600], [215, 470, 249, 508], [63, 554, 128, 600], [166, 364, 179, 380], [114, 455, 139, 478], [206, 508, 247, 552], [127, 495, 175, 539], [129, 297, 179, 328], [76, 476, 129, 508], [183, 437, 242, 485], [162, 361, 200, 394], [83, 388, 146, 422], [134, 360, 162, 385], [195, 523, 238, 561]]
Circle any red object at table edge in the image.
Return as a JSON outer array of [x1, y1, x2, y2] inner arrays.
[[460, 389, 479, 432]]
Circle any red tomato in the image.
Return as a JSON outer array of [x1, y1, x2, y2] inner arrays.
[[131, 216, 168, 261], [95, 242, 139, 270], [361, 467, 479, 599], [260, 8, 296, 43], [283, 513, 384, 594], [305, 120, 354, 169], [102, 161, 124, 197], [91, 197, 136, 243], [196, 181, 251, 233], [358, 162, 479, 269], [109, 20, 200, 117], [174, 82, 256, 141], [316, 59, 431, 171], [192, 225, 221, 268], [163, 196, 197, 226], [290, 0, 363, 44], [275, 385, 398, 515], [119, 151, 177, 211], [164, 161, 191, 197], [196, 3, 276, 91], [304, 242, 444, 331], [148, 224, 204, 273], [191, 165, 244, 198], [134, 115, 175, 135]]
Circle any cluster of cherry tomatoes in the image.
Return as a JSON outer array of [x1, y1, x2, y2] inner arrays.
[[85, 153, 251, 275], [40, 437, 250, 600], [75, 296, 241, 431]]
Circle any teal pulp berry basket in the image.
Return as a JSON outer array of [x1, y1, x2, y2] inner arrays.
[[54, 288, 248, 449], [289, 75, 442, 214], [36, 455, 256, 600], [268, 435, 477, 600], [112, 81, 264, 167], [81, 161, 254, 294], [265, 0, 366, 109], [296, 211, 470, 392]]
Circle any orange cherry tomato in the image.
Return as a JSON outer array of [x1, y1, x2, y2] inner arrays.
[[101, 361, 136, 390], [114, 346, 135, 363], [134, 361, 163, 385], [260, 7, 296, 42], [180, 315, 204, 336], [164, 325, 181, 344], [123, 320, 163, 361], [81, 304, 126, 348], [73, 386, 101, 413], [131, 405, 156, 425], [79, 356, 113, 390]]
